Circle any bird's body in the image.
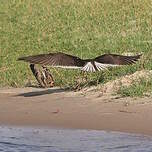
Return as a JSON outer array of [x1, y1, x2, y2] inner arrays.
[[18, 52, 141, 72], [29, 64, 54, 88]]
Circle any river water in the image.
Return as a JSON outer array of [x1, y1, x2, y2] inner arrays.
[[0, 126, 152, 152]]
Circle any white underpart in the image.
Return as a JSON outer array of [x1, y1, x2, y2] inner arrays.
[[94, 61, 119, 71], [52, 65, 81, 69], [46, 62, 120, 72], [81, 62, 96, 72], [81, 61, 120, 72]]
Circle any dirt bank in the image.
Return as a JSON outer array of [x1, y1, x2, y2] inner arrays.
[[0, 87, 152, 136]]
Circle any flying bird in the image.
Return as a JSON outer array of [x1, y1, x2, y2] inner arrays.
[[18, 52, 141, 72]]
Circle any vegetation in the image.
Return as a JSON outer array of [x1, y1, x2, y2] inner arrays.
[[0, 0, 152, 96], [117, 77, 152, 97]]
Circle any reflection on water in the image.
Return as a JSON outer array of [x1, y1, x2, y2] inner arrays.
[[0, 126, 152, 152]]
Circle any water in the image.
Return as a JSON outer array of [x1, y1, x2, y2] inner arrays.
[[0, 126, 152, 152]]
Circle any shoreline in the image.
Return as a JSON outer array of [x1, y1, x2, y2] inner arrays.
[[0, 87, 152, 136]]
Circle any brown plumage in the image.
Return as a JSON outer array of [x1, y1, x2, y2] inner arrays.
[[18, 52, 141, 72], [30, 64, 54, 88]]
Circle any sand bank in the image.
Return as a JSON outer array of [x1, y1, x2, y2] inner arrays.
[[0, 87, 152, 135]]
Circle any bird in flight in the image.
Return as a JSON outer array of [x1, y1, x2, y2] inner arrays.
[[18, 52, 141, 72]]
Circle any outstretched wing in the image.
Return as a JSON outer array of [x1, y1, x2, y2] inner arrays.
[[95, 54, 141, 65], [81, 54, 141, 72], [94, 54, 142, 71], [18, 52, 85, 68], [18, 52, 142, 72]]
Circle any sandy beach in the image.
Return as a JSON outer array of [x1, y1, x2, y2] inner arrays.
[[0, 87, 152, 136]]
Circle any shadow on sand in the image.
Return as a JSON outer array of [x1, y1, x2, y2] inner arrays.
[[16, 88, 68, 97]]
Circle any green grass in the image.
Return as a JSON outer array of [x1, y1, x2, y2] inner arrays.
[[117, 77, 152, 97], [0, 0, 152, 95]]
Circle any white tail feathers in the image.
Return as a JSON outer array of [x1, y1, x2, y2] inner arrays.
[[81, 61, 120, 72]]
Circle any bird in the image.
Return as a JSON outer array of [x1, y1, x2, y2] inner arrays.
[[18, 52, 141, 72], [29, 64, 54, 88]]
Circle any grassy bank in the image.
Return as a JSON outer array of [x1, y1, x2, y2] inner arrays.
[[0, 0, 152, 96], [117, 77, 152, 97]]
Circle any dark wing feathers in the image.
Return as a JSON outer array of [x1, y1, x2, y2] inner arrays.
[[94, 54, 141, 65], [18, 52, 141, 72], [18, 54, 53, 65], [18, 52, 85, 67]]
